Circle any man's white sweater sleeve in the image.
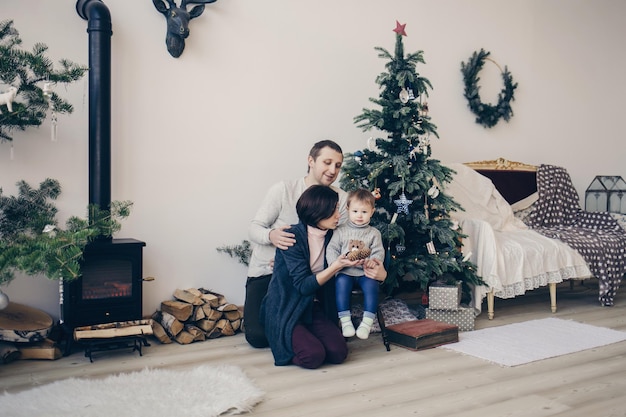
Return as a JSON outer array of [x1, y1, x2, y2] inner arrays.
[[248, 182, 285, 246]]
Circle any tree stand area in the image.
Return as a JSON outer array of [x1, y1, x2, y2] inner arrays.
[[0, 302, 60, 363]]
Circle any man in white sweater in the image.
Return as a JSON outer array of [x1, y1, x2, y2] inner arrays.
[[244, 140, 348, 348]]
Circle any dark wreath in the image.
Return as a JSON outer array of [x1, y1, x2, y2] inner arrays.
[[461, 49, 518, 129]]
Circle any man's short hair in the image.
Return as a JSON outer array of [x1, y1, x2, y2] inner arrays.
[[308, 140, 343, 160]]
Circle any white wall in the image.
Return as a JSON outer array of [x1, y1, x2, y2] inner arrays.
[[1, 0, 625, 319]]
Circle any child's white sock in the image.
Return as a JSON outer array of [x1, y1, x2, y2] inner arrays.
[[356, 316, 374, 339], [339, 315, 356, 338]]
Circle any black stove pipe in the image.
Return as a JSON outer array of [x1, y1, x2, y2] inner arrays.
[[76, 0, 112, 239]]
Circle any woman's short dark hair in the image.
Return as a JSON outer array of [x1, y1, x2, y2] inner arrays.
[[296, 185, 338, 227]]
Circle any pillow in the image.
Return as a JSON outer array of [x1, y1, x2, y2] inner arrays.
[[443, 163, 526, 231], [351, 298, 421, 333], [511, 192, 538, 224], [511, 192, 538, 211]]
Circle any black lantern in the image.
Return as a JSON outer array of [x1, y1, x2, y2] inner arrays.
[[585, 175, 626, 214]]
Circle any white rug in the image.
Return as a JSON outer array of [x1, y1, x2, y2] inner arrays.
[[0, 364, 264, 417], [440, 317, 626, 367]]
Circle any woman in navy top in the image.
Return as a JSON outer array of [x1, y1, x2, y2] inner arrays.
[[260, 185, 387, 369]]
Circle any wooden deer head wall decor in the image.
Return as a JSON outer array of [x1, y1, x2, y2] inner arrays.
[[152, 0, 217, 58]]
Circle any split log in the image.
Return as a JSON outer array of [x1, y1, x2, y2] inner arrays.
[[151, 320, 172, 344], [198, 289, 226, 306], [192, 305, 206, 321], [174, 330, 195, 345], [75, 319, 150, 331], [217, 303, 242, 321], [207, 328, 221, 339], [224, 309, 242, 322], [185, 288, 203, 297], [230, 318, 241, 332], [173, 289, 204, 306], [207, 318, 234, 339], [161, 300, 193, 322], [196, 319, 217, 332], [185, 324, 206, 342], [74, 320, 153, 340], [154, 311, 183, 337], [201, 304, 223, 321], [216, 319, 235, 336], [199, 293, 220, 308], [217, 303, 238, 312]]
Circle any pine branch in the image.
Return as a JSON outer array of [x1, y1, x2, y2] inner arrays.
[[216, 240, 251, 267], [0, 20, 87, 142], [0, 179, 132, 285]]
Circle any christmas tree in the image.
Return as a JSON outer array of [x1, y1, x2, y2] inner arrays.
[[340, 21, 483, 300], [0, 20, 87, 142]]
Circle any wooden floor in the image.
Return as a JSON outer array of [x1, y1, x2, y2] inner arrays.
[[2, 281, 626, 417]]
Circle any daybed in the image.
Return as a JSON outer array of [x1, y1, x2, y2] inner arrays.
[[443, 158, 626, 319]]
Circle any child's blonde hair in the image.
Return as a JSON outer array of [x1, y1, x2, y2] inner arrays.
[[348, 188, 376, 209]]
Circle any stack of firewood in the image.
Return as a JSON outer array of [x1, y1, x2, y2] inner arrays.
[[151, 288, 242, 345]]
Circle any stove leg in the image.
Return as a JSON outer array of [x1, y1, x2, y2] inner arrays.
[[57, 322, 75, 357], [84, 346, 94, 362]]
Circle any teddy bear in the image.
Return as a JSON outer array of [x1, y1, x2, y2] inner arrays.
[[346, 239, 372, 261]]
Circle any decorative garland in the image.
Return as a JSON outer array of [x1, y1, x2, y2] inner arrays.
[[461, 49, 518, 128]]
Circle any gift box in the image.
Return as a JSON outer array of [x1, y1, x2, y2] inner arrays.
[[425, 306, 475, 332], [428, 281, 461, 310]]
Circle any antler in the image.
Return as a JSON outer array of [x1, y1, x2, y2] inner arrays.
[[180, 0, 217, 7], [156, 0, 216, 10]]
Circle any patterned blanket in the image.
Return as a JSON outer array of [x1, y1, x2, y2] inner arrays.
[[527, 165, 626, 306]]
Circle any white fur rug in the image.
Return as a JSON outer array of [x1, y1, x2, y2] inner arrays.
[[0, 364, 264, 417], [441, 317, 626, 366]]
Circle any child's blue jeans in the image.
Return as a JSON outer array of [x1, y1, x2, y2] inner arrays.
[[335, 273, 379, 314]]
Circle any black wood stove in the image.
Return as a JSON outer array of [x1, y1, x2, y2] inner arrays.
[[62, 238, 145, 329], [62, 1, 146, 347]]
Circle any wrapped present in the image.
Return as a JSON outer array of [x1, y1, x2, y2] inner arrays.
[[428, 281, 461, 310], [426, 306, 475, 332]]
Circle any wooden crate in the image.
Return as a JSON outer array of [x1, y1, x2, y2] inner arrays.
[[384, 319, 458, 351], [17, 339, 62, 360]]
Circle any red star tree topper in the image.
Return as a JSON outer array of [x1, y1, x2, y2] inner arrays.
[[393, 20, 407, 36]]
